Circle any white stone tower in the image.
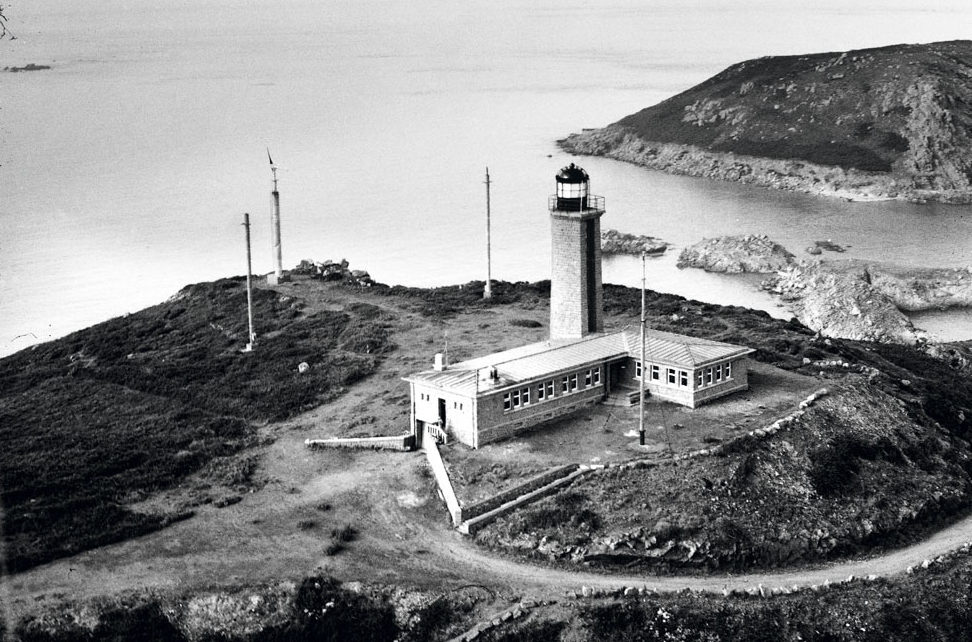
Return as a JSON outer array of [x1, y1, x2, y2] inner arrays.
[[549, 163, 605, 339]]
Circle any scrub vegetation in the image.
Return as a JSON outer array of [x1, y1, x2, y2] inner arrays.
[[0, 278, 391, 572]]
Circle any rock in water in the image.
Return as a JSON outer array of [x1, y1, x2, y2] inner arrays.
[[677, 234, 794, 273], [600, 229, 668, 256]]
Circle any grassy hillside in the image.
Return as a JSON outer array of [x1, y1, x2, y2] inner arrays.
[[478, 287, 972, 571], [0, 278, 391, 572]]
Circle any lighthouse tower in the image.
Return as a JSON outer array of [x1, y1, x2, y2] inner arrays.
[[549, 163, 605, 340]]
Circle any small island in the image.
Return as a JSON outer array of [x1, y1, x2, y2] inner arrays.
[[601, 228, 668, 256], [4, 63, 52, 72]]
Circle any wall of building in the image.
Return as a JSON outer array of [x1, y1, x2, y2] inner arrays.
[[619, 357, 749, 408], [691, 359, 750, 407], [475, 364, 606, 447], [550, 210, 603, 339], [412, 383, 476, 446]]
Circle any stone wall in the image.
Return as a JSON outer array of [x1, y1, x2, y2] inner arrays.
[[304, 434, 414, 451], [461, 464, 580, 522]]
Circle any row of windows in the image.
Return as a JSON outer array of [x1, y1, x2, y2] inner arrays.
[[635, 360, 733, 389], [697, 362, 732, 388], [503, 367, 601, 412]]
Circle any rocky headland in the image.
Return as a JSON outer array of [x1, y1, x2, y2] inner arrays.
[[674, 233, 972, 344], [767, 261, 972, 344], [677, 234, 794, 273], [601, 228, 667, 256], [561, 41, 972, 203]]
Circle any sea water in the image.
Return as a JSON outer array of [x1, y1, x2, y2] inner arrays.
[[2, 0, 971, 356]]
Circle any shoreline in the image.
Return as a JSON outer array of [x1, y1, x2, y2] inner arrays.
[[560, 126, 972, 205]]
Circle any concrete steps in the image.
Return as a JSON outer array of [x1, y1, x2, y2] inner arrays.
[[603, 388, 640, 407]]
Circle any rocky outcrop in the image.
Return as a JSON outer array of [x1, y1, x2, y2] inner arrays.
[[674, 233, 971, 344], [600, 229, 667, 256], [867, 265, 972, 312], [765, 261, 972, 344], [767, 263, 923, 344], [677, 234, 794, 273], [562, 41, 972, 203], [292, 258, 374, 286]]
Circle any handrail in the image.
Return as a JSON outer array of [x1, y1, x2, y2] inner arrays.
[[548, 194, 605, 212]]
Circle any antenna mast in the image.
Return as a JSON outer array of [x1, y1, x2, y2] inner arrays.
[[639, 251, 646, 446], [484, 167, 492, 299], [242, 212, 256, 352], [267, 148, 285, 285]]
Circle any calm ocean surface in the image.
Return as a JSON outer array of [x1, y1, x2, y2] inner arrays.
[[2, 0, 971, 356]]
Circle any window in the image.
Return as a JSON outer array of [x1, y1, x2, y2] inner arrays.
[[679, 371, 688, 387], [696, 371, 704, 388], [546, 380, 555, 397], [715, 364, 723, 382], [705, 368, 713, 385], [585, 369, 592, 387], [538, 382, 546, 401], [503, 393, 512, 411], [651, 365, 660, 381], [562, 376, 570, 393], [667, 368, 676, 385], [512, 389, 520, 408], [569, 374, 578, 391], [593, 367, 601, 385], [634, 360, 642, 379], [522, 387, 530, 405], [725, 362, 732, 379]]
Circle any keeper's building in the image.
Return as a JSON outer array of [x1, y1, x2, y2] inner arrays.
[[404, 165, 754, 448]]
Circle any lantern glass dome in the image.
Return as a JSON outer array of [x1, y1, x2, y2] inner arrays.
[[555, 163, 590, 209]]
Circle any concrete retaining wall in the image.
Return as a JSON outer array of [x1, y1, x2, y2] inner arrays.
[[460, 468, 590, 535], [304, 434, 415, 451], [461, 464, 580, 522], [424, 440, 463, 526]]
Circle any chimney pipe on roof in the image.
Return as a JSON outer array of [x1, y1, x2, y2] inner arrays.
[[434, 353, 446, 371]]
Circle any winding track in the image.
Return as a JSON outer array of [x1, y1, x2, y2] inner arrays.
[[401, 499, 972, 596]]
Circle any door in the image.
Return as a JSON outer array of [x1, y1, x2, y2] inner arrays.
[[609, 361, 624, 392], [438, 398, 447, 427]]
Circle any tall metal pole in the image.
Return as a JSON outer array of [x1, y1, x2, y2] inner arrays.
[[268, 149, 283, 283], [639, 251, 646, 446], [243, 212, 256, 352], [484, 167, 492, 299]]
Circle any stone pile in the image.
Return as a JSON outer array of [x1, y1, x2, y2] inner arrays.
[[293, 259, 374, 286]]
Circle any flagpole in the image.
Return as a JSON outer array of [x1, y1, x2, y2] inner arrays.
[[639, 251, 646, 446], [484, 167, 492, 300], [243, 212, 256, 352]]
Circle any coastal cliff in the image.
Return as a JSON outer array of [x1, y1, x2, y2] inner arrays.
[[562, 41, 972, 203]]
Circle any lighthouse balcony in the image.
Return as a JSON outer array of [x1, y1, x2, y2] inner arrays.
[[549, 194, 604, 214]]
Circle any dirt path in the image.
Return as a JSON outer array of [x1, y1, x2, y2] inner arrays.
[[422, 512, 972, 596]]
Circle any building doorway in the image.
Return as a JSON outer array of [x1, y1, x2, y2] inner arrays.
[[608, 361, 625, 392], [438, 398, 447, 427]]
